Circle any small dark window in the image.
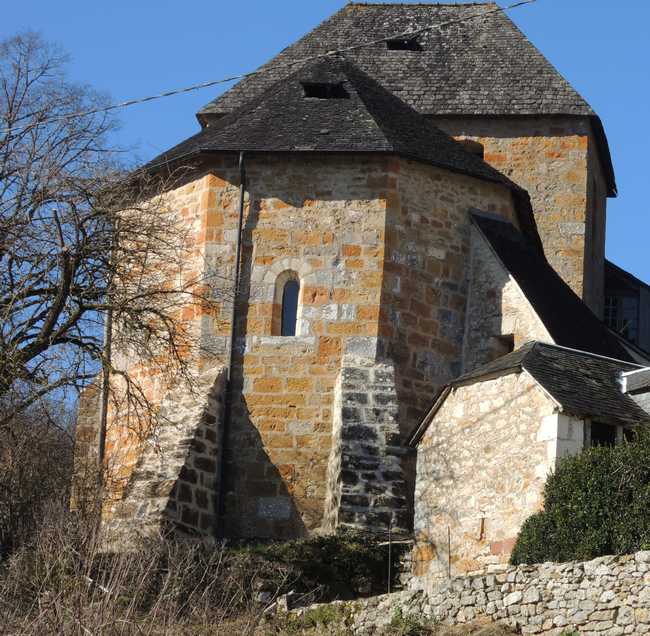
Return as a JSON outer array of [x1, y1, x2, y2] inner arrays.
[[386, 38, 422, 51], [605, 294, 639, 343], [302, 82, 349, 99], [590, 422, 617, 447], [623, 427, 638, 443], [281, 279, 300, 336]]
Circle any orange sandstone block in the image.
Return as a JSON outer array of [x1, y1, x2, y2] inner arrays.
[[357, 306, 380, 321], [318, 336, 342, 357], [303, 286, 330, 305], [266, 434, 294, 449], [287, 377, 314, 392], [253, 377, 283, 393], [200, 190, 217, 211], [342, 244, 362, 257]]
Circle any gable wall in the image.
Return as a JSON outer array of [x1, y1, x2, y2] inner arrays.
[[433, 116, 606, 317], [412, 372, 557, 581], [462, 225, 553, 373]]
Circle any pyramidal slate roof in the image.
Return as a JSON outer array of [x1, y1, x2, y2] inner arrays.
[[409, 341, 648, 446], [471, 211, 635, 362], [196, 3, 615, 195], [145, 57, 523, 188], [199, 3, 593, 120]]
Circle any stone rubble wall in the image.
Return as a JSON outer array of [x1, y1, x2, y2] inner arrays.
[[102, 366, 226, 547], [413, 372, 556, 579], [291, 551, 650, 635], [324, 347, 410, 535]]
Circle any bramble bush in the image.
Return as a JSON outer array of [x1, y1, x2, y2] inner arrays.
[[511, 427, 650, 565]]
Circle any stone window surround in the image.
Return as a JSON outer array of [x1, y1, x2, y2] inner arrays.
[[253, 257, 316, 338], [272, 269, 302, 336]]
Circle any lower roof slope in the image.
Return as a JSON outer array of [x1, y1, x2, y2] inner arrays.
[[472, 211, 633, 362], [146, 58, 523, 188], [453, 342, 644, 425], [409, 341, 648, 445]]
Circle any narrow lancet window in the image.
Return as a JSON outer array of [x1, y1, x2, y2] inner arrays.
[[281, 279, 300, 336]]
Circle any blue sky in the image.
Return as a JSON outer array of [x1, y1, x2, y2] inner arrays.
[[3, 1, 648, 281]]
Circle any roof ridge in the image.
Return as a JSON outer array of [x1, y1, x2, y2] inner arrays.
[[530, 341, 643, 368], [347, 2, 495, 6]]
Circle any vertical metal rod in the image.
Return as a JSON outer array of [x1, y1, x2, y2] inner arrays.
[[97, 306, 113, 471], [447, 526, 452, 578], [388, 515, 392, 595], [215, 151, 246, 536]]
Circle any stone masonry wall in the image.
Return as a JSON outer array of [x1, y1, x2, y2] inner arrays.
[[102, 366, 226, 548], [380, 158, 518, 436], [221, 155, 391, 538], [294, 551, 650, 635], [324, 347, 409, 535], [71, 382, 101, 512], [97, 169, 231, 520], [83, 152, 522, 542], [434, 116, 606, 316], [217, 155, 518, 538], [413, 372, 556, 579], [462, 224, 552, 373]]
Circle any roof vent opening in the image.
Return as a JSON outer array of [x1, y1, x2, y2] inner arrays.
[[386, 38, 422, 51], [302, 82, 349, 99]]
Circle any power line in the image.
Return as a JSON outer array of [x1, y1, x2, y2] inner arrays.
[[1, 0, 537, 135]]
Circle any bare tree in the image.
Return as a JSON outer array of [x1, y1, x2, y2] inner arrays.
[[0, 32, 219, 432]]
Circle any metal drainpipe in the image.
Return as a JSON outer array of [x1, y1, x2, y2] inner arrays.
[[215, 151, 246, 537], [98, 221, 117, 504], [97, 306, 113, 472]]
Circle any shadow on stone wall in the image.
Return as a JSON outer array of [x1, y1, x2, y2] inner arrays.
[[221, 177, 307, 539]]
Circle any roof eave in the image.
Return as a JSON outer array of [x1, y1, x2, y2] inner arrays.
[[589, 115, 617, 198]]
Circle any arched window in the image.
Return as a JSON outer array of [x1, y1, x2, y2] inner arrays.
[[281, 279, 300, 336]]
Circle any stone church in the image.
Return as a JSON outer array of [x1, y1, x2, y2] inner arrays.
[[74, 2, 650, 568]]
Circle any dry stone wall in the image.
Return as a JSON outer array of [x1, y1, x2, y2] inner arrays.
[[291, 551, 650, 635]]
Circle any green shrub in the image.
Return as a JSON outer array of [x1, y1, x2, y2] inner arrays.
[[248, 528, 405, 600], [511, 427, 650, 564]]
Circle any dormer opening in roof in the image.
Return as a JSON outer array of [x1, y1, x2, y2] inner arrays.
[[386, 37, 422, 51], [301, 82, 349, 99]]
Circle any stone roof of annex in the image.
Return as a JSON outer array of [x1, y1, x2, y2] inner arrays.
[[409, 341, 648, 446]]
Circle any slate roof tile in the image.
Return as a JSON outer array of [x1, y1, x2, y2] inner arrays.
[[145, 57, 525, 189], [409, 341, 648, 446], [199, 3, 594, 119], [454, 342, 647, 427]]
